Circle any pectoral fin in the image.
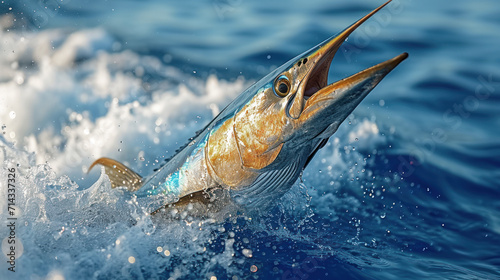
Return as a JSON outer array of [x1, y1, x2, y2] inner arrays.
[[89, 157, 143, 191]]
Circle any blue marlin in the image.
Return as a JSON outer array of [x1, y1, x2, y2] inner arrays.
[[89, 0, 407, 218]]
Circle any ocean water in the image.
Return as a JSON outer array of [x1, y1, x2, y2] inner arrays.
[[0, 0, 499, 279]]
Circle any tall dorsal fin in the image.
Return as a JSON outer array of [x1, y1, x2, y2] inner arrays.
[[88, 157, 143, 191]]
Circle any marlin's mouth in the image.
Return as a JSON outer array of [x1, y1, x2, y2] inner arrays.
[[298, 0, 407, 103], [283, 0, 407, 140]]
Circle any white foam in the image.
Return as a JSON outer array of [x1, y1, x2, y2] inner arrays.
[[0, 26, 258, 278]]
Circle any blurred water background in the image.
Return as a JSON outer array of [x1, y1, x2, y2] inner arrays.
[[0, 0, 499, 279]]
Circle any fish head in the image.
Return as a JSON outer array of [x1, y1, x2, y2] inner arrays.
[[232, 0, 407, 171]]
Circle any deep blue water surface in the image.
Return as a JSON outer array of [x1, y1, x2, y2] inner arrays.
[[1, 0, 499, 279]]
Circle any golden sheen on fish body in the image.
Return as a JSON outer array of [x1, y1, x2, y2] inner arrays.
[[89, 0, 408, 219]]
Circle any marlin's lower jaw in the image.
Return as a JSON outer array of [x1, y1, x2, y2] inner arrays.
[[297, 52, 409, 140]]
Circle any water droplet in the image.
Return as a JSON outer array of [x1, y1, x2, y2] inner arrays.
[[128, 256, 135, 264], [267, 55, 271, 59], [9, 111, 16, 119], [242, 249, 253, 258]]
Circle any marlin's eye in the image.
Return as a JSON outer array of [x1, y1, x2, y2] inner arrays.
[[274, 76, 291, 97]]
